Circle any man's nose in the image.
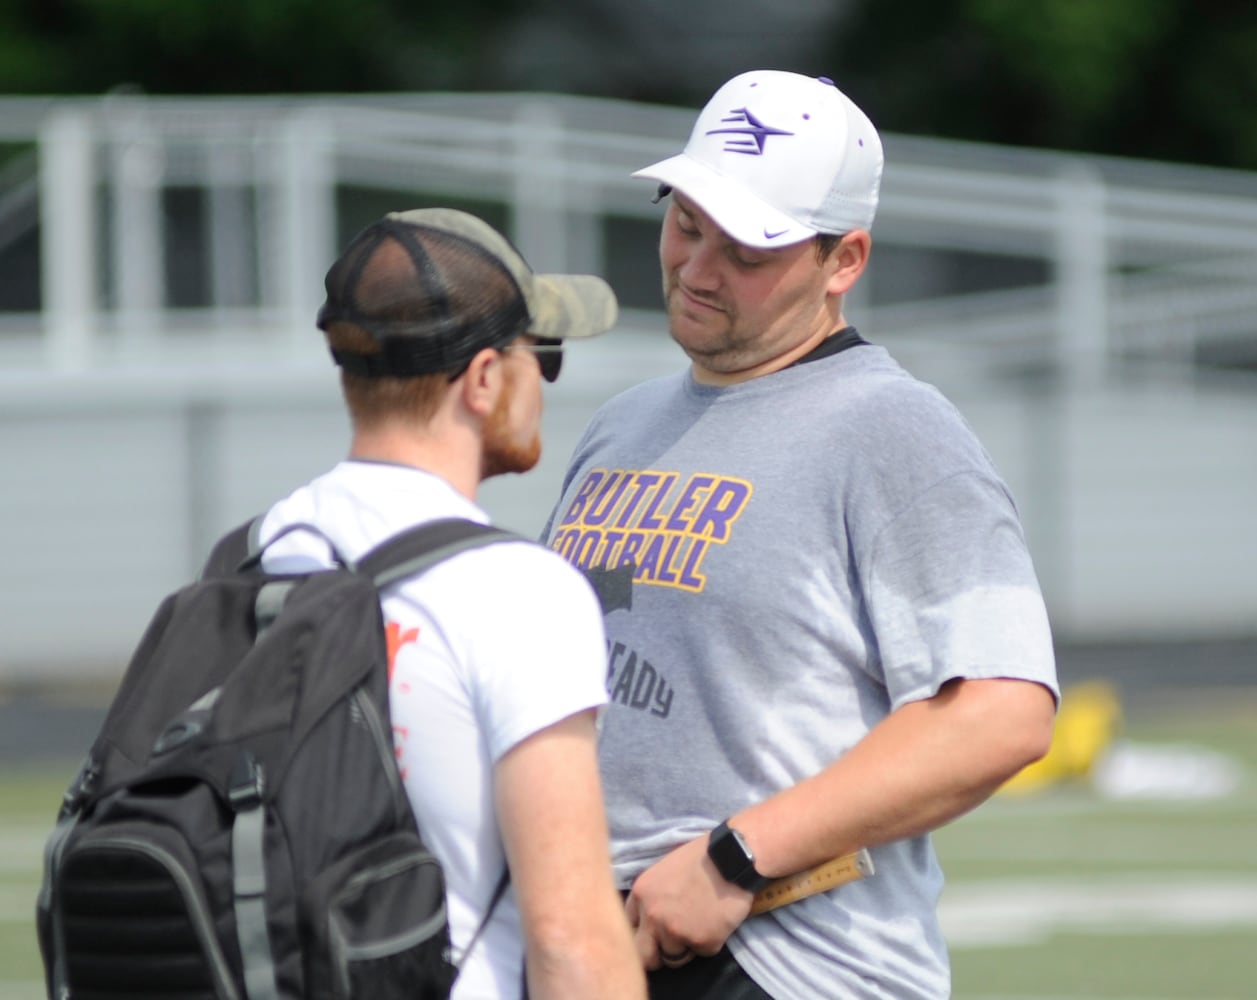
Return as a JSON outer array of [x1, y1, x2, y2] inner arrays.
[[677, 239, 722, 290]]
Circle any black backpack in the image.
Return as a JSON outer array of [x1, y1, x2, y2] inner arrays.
[[37, 515, 520, 1000]]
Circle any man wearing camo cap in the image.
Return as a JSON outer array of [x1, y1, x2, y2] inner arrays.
[[259, 208, 646, 1000]]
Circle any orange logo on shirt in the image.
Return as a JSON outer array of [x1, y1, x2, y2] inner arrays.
[[385, 621, 419, 680], [387, 622, 420, 781]]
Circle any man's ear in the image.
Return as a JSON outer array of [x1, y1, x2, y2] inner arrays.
[[458, 347, 503, 418], [826, 230, 872, 297]]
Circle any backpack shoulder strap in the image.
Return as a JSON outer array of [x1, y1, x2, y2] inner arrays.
[[355, 517, 527, 590], [357, 516, 523, 968], [199, 517, 264, 579], [457, 869, 511, 974], [200, 518, 352, 579]]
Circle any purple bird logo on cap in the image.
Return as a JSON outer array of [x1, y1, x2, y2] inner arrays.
[[706, 108, 793, 155]]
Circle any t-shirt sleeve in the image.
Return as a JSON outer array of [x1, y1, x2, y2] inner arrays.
[[864, 469, 1058, 709], [433, 542, 610, 761]]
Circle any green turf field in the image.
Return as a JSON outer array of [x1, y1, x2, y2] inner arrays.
[[3, 696, 1254, 999], [938, 696, 1257, 1000]]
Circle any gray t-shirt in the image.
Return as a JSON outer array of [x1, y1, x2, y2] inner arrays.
[[544, 343, 1058, 999]]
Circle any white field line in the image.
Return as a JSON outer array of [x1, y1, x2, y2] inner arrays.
[[6, 827, 1256, 963], [942, 876, 1257, 948]]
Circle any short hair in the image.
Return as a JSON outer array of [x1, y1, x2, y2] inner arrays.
[[815, 233, 842, 263], [324, 322, 448, 427]]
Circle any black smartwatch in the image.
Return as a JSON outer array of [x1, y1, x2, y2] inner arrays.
[[707, 819, 770, 892]]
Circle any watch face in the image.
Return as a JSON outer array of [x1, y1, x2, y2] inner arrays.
[[708, 822, 765, 890]]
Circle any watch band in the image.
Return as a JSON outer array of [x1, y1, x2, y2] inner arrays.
[[707, 819, 770, 893]]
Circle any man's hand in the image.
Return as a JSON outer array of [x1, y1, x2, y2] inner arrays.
[[623, 833, 753, 970]]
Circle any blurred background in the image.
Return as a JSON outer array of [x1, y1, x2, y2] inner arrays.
[[2, 0, 1254, 690], [1, 1, 1255, 995]]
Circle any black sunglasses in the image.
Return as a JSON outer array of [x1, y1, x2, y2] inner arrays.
[[503, 339, 563, 383]]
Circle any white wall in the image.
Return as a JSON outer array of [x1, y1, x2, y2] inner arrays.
[[3, 333, 1255, 683]]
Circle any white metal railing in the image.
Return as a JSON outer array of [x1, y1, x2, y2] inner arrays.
[[2, 91, 1256, 381], [2, 92, 1257, 678]]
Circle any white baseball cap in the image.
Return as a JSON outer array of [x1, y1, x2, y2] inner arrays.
[[633, 70, 884, 249]]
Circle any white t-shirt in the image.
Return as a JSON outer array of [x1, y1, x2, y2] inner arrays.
[[260, 460, 609, 999]]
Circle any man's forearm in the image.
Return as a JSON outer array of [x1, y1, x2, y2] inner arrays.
[[526, 916, 647, 1000], [729, 677, 1056, 880], [498, 713, 647, 999]]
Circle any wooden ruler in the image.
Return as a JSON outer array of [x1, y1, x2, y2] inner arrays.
[[750, 848, 875, 915]]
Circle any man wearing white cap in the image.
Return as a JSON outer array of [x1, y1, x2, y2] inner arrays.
[[544, 72, 1059, 998]]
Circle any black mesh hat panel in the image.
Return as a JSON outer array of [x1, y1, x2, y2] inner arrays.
[[318, 219, 530, 378], [317, 209, 618, 379]]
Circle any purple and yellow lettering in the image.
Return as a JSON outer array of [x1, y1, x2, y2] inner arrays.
[[601, 529, 626, 565], [617, 531, 647, 568], [572, 529, 603, 567], [638, 533, 667, 580], [584, 471, 630, 526], [665, 474, 715, 533], [550, 526, 578, 559], [614, 472, 662, 528], [639, 473, 680, 530], [679, 537, 709, 589], [561, 470, 606, 525], [691, 479, 752, 540], [654, 534, 681, 584]]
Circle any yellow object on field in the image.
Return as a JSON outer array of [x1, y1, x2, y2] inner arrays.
[[999, 680, 1123, 796]]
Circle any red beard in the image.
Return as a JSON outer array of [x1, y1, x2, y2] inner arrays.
[[480, 379, 541, 479]]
